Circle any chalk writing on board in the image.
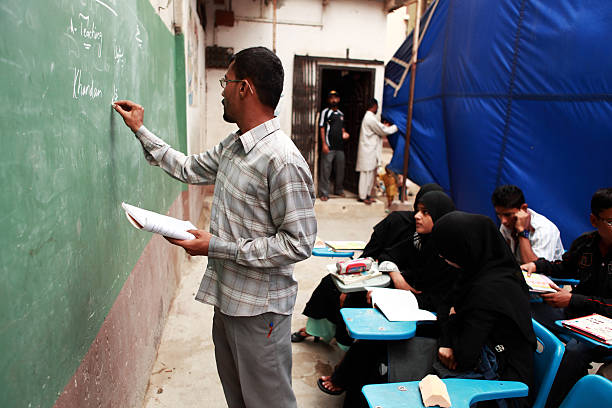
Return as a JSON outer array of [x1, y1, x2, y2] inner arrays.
[[67, 14, 103, 58], [95, 0, 118, 17], [135, 24, 143, 49], [113, 41, 124, 66], [111, 84, 119, 104], [73, 68, 103, 100]]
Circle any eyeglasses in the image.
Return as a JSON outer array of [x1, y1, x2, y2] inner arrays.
[[219, 77, 254, 94], [219, 78, 244, 88]]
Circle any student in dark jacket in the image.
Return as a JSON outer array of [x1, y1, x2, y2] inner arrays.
[[522, 187, 612, 407], [433, 212, 536, 408], [291, 183, 445, 346]]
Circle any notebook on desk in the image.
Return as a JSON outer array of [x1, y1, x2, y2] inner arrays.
[[325, 240, 367, 251]]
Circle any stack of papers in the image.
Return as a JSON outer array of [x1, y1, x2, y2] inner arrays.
[[121, 202, 196, 240]]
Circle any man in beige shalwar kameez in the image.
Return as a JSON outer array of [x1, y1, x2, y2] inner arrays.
[[355, 99, 398, 204]]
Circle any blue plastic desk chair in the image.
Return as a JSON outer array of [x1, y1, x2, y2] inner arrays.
[[558, 374, 612, 407], [362, 379, 528, 408], [340, 308, 417, 340], [311, 247, 354, 258], [360, 318, 563, 408], [532, 318, 566, 408]]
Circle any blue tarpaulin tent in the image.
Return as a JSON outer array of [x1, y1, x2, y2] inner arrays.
[[383, 0, 612, 246]]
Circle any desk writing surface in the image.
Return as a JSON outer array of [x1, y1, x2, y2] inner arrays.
[[362, 379, 529, 408], [312, 247, 354, 258], [340, 308, 417, 340]]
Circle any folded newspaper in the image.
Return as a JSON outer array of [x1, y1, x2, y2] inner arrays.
[[121, 202, 196, 240]]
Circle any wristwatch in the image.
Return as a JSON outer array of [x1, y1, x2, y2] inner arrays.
[[518, 229, 530, 239]]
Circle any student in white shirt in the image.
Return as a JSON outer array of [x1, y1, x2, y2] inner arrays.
[[491, 185, 564, 263]]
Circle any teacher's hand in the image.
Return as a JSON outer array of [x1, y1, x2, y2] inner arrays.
[[113, 100, 144, 132], [165, 229, 211, 256]]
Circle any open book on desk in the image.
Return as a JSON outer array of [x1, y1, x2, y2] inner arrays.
[[365, 287, 436, 322], [121, 202, 196, 240], [561, 314, 612, 345]]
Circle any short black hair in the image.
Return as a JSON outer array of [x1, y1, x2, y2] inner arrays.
[[491, 185, 525, 209], [591, 188, 612, 216], [369, 98, 378, 109], [229, 47, 283, 109]]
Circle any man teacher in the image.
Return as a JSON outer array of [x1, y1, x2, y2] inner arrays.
[[113, 46, 317, 408]]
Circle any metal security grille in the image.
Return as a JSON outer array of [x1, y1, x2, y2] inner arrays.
[[291, 55, 381, 194], [291, 56, 318, 177]]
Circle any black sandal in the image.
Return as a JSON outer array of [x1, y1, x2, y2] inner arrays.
[[291, 330, 308, 342], [317, 378, 344, 395], [291, 330, 320, 343]]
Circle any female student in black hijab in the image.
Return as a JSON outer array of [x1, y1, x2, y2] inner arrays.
[[317, 191, 457, 404], [432, 211, 536, 408], [360, 183, 445, 257], [377, 190, 457, 312], [291, 183, 445, 346]]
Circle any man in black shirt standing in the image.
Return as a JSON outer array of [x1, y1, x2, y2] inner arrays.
[[318, 90, 349, 201]]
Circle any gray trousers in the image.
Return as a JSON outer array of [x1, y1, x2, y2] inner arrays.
[[212, 308, 297, 408], [319, 150, 345, 197]]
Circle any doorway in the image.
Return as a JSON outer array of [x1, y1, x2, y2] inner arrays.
[[318, 67, 374, 194], [291, 56, 379, 195]]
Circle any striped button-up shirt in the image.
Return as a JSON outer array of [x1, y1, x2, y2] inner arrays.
[[135, 117, 317, 316]]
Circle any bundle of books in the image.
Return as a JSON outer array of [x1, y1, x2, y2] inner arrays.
[[561, 314, 612, 345]]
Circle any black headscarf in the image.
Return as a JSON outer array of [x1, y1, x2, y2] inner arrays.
[[362, 183, 444, 258], [417, 191, 456, 223], [412, 191, 455, 251], [431, 211, 534, 342], [414, 183, 445, 211]]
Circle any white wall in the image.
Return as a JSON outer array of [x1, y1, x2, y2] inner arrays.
[[149, 0, 208, 155], [203, 0, 390, 145], [385, 5, 408, 63], [183, 1, 207, 156]]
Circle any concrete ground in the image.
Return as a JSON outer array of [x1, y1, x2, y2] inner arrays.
[[142, 188, 415, 408]]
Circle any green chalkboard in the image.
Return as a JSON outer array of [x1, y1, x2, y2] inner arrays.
[[0, 1, 186, 406]]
